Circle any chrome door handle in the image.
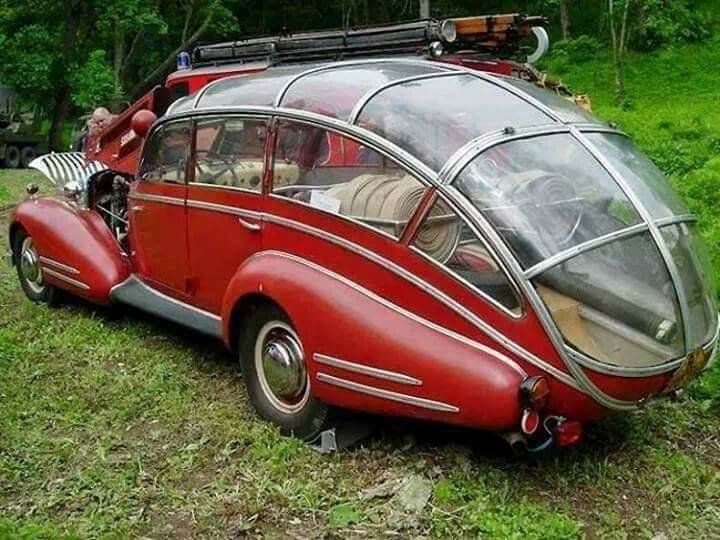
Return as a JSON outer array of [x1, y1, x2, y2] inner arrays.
[[237, 216, 261, 232], [131, 205, 145, 212]]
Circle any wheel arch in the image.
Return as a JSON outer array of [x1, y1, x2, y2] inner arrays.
[[226, 291, 290, 354]]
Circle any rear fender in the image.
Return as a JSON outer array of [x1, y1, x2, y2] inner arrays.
[[10, 197, 130, 304], [222, 250, 526, 430]]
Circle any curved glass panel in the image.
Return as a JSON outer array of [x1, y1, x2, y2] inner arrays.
[[411, 197, 522, 315], [455, 133, 642, 268], [199, 66, 314, 109], [281, 63, 444, 120], [166, 94, 194, 116], [504, 78, 597, 124], [357, 74, 553, 170], [533, 232, 685, 367], [585, 132, 689, 219], [660, 223, 718, 348]]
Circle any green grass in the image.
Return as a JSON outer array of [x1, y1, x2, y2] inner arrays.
[[3, 36, 720, 536]]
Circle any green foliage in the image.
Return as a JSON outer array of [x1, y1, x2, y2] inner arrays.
[[69, 50, 116, 110], [633, 0, 711, 50]]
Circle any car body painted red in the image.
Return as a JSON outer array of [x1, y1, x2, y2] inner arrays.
[[10, 22, 719, 449]]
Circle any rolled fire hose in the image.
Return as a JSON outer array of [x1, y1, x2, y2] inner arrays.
[[327, 174, 460, 262]]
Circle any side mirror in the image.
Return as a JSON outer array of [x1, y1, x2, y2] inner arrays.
[[63, 181, 82, 201], [131, 109, 157, 139]]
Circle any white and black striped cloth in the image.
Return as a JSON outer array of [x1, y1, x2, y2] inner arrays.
[[29, 152, 109, 187]]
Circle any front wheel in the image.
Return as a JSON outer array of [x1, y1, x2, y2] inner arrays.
[[13, 231, 58, 304], [20, 146, 36, 168], [4, 145, 20, 168], [239, 304, 330, 440]]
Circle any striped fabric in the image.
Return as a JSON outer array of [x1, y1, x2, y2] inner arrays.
[[28, 152, 109, 188]]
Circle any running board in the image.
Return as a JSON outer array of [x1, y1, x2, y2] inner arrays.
[[110, 275, 222, 338]]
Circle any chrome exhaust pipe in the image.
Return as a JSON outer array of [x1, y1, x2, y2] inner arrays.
[[500, 431, 528, 456]]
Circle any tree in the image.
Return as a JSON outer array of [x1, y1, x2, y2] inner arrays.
[[559, 0, 571, 39], [608, 0, 631, 105]]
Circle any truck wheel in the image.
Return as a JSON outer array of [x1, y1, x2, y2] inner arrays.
[[239, 303, 330, 440], [20, 146, 36, 168], [4, 145, 20, 168], [13, 231, 58, 305]]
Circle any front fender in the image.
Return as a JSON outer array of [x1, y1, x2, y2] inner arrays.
[[11, 197, 130, 304], [222, 251, 526, 431]]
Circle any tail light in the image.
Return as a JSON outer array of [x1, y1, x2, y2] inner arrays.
[[554, 420, 583, 447], [520, 375, 550, 410]]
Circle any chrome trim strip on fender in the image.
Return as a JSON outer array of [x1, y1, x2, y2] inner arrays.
[[251, 250, 528, 379], [129, 193, 185, 207], [317, 372, 459, 413], [109, 275, 222, 338], [42, 268, 90, 290], [38, 256, 80, 275], [314, 353, 423, 386]]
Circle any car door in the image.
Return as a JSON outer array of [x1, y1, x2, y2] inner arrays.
[[128, 119, 191, 296], [185, 116, 268, 313]]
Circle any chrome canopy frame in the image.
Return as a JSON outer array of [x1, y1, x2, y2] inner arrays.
[[157, 57, 719, 411]]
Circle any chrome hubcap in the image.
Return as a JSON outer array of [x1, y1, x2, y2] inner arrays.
[[19, 238, 44, 294], [255, 321, 309, 414]]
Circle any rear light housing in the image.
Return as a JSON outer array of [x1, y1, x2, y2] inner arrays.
[[520, 375, 550, 410], [554, 419, 583, 447]]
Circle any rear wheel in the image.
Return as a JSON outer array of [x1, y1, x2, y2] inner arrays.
[[4, 145, 20, 168], [13, 231, 58, 304], [239, 304, 330, 440], [20, 146, 36, 168]]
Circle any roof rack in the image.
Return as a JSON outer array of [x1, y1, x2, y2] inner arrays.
[[192, 13, 548, 67]]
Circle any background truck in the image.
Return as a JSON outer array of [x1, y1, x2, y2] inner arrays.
[[0, 84, 48, 168]]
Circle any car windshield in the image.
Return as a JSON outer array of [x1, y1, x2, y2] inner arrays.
[[455, 132, 717, 368]]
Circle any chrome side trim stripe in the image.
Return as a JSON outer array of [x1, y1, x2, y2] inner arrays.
[[314, 353, 422, 386], [317, 372, 459, 413], [129, 193, 185, 207], [42, 268, 90, 290], [656, 214, 698, 228], [186, 198, 261, 220], [39, 256, 80, 275], [252, 250, 530, 378], [523, 222, 649, 279]]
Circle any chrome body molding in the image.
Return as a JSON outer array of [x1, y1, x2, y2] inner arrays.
[[188, 181, 261, 195], [248, 250, 533, 378], [42, 268, 90, 290], [129, 192, 185, 207], [38, 256, 80, 275], [655, 214, 698, 227], [313, 353, 423, 386], [186, 198, 261, 220], [109, 275, 222, 338], [317, 372, 459, 413]]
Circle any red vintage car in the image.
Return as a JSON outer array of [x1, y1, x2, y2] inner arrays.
[[8, 16, 718, 452]]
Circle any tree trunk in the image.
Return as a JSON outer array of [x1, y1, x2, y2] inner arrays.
[[49, 86, 71, 151], [560, 0, 570, 40], [419, 0, 430, 19], [114, 18, 125, 96]]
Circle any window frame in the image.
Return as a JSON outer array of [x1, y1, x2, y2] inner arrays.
[[188, 114, 271, 195], [138, 118, 193, 185], [408, 190, 525, 319], [267, 115, 433, 243]]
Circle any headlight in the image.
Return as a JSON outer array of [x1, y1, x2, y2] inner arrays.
[[439, 20, 457, 43]]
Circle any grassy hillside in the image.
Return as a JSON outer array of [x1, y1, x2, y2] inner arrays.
[[543, 34, 720, 279]]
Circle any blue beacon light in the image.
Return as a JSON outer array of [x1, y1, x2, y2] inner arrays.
[[177, 51, 191, 70]]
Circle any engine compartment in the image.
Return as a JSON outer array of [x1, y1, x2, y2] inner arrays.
[[88, 171, 131, 249]]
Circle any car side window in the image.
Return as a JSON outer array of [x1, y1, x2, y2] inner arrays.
[[412, 197, 522, 315], [193, 117, 267, 192], [139, 120, 191, 184], [272, 119, 426, 238]]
